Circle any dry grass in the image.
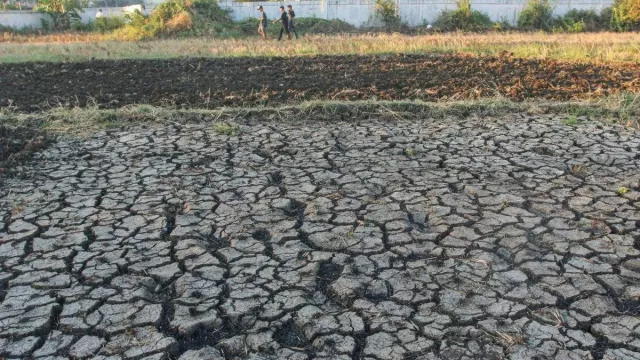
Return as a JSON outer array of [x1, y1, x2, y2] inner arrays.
[[0, 32, 639, 64], [166, 11, 193, 33], [2, 95, 638, 137]]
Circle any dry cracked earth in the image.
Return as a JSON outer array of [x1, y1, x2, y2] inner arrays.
[[1, 115, 640, 360]]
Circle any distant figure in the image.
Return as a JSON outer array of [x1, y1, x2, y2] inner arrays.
[[257, 6, 268, 39], [96, 9, 104, 19], [287, 5, 298, 39], [273, 6, 291, 41]]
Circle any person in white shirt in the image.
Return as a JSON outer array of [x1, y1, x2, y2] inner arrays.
[[257, 6, 268, 39], [96, 9, 104, 19]]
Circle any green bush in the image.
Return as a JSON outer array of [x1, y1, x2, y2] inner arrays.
[[560, 9, 600, 31], [112, 0, 236, 39], [40, 18, 53, 31], [599, 6, 614, 28], [111, 23, 150, 40], [35, 0, 87, 30], [375, 0, 401, 26], [517, 0, 554, 31], [124, 9, 146, 27], [189, 0, 237, 35], [93, 16, 126, 33], [191, 0, 232, 24], [433, 0, 494, 31], [553, 9, 608, 32], [492, 17, 514, 31], [610, 0, 640, 31], [235, 17, 257, 34], [297, 17, 356, 33], [71, 18, 92, 31], [146, 0, 189, 35], [2, 2, 22, 10]]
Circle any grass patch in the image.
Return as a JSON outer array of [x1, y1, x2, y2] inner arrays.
[[570, 164, 588, 177], [562, 115, 579, 126], [617, 186, 630, 195], [214, 122, 239, 136], [1, 95, 639, 137], [1, 32, 639, 64], [404, 148, 417, 157]]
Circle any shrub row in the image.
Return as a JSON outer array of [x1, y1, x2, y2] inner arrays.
[[236, 17, 355, 38], [11, 0, 640, 37], [434, 0, 640, 32], [63, 5, 357, 39], [61, 0, 356, 39]]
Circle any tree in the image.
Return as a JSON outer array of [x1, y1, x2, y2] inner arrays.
[[2, 0, 23, 10], [35, 0, 87, 30], [517, 0, 555, 31], [612, 0, 640, 30], [375, 0, 400, 26]]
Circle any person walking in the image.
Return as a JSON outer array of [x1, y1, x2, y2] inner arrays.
[[96, 9, 104, 19], [273, 6, 291, 41], [287, 5, 298, 39], [257, 6, 268, 39]]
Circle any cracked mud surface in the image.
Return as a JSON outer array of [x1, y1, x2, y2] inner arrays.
[[1, 115, 640, 359], [2, 54, 640, 111]]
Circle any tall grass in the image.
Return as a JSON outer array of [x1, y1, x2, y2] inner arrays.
[[0, 32, 639, 64]]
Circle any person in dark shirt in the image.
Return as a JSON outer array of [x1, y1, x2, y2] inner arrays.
[[287, 5, 298, 39], [273, 6, 291, 41], [256, 6, 268, 39]]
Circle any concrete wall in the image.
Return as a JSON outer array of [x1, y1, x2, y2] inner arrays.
[[0, 0, 615, 29], [0, 6, 153, 29], [0, 9, 48, 28], [225, 0, 377, 27], [223, 0, 614, 27], [79, 7, 139, 22]]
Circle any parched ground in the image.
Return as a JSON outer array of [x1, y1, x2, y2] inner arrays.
[[1, 115, 640, 360], [2, 54, 640, 111]]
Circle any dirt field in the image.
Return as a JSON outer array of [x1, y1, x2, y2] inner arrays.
[[1, 116, 640, 359], [3, 47, 640, 359], [2, 53, 640, 111]]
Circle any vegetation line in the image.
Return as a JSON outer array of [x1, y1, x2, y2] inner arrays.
[[1, 32, 640, 64], [1, 0, 639, 64], [2, 96, 639, 136]]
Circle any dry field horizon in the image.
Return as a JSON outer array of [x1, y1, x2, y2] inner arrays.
[[1, 31, 639, 64]]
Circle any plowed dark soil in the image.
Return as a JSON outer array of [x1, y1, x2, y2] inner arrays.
[[2, 53, 640, 111]]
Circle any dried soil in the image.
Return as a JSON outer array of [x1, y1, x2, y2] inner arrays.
[[1, 53, 639, 111], [0, 126, 51, 171], [2, 118, 640, 359]]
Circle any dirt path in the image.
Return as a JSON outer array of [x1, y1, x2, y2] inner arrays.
[[2, 54, 640, 111], [1, 116, 640, 359]]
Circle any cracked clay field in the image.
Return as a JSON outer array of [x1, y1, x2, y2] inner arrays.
[[1, 52, 640, 360], [1, 114, 640, 359]]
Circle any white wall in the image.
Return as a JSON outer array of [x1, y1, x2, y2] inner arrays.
[[0, 0, 615, 29], [226, 0, 377, 27], [0, 6, 154, 29], [80, 7, 133, 22], [0, 9, 48, 28], [80, 6, 155, 21], [220, 0, 614, 27]]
